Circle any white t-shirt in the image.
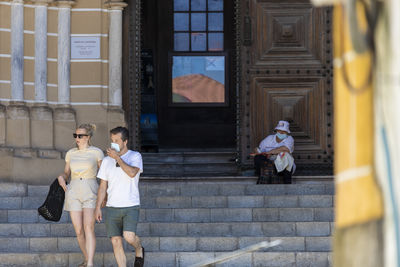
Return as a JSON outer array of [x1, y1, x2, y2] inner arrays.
[[259, 134, 294, 154], [97, 150, 143, 208]]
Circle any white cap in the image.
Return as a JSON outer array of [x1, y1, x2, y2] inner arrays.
[[274, 120, 290, 133]]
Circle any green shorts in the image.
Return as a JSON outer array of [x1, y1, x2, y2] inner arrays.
[[105, 206, 140, 237]]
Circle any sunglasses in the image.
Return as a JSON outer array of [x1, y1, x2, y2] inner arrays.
[[73, 133, 89, 139]]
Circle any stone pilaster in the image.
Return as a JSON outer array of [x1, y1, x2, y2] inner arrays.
[[56, 0, 75, 104], [105, 1, 127, 107], [0, 105, 5, 146], [34, 0, 52, 102], [31, 104, 53, 149], [6, 102, 30, 148], [11, 0, 24, 101]]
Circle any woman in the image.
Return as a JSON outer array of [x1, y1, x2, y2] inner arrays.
[[58, 124, 104, 267]]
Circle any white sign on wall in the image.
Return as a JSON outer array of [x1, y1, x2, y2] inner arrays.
[[71, 37, 100, 59]]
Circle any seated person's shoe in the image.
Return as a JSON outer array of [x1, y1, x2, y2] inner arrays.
[[134, 247, 145, 267]]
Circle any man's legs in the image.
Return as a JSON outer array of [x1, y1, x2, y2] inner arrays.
[[110, 236, 126, 267], [123, 231, 143, 257], [254, 154, 269, 176]]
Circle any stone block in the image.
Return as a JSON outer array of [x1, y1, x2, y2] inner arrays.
[[219, 185, 246, 195], [146, 185, 180, 197], [287, 184, 326, 195], [0, 182, 27, 197], [296, 252, 330, 267], [160, 237, 196, 252], [192, 196, 227, 208], [252, 208, 279, 222], [314, 208, 334, 221], [150, 223, 188, 237], [305, 237, 332, 252], [279, 208, 314, 222], [262, 222, 296, 236], [140, 196, 156, 208], [0, 237, 29, 252], [299, 196, 333, 208], [238, 237, 270, 249], [325, 183, 335, 195], [227, 196, 264, 208], [0, 253, 39, 267], [137, 252, 176, 267], [253, 252, 296, 266], [37, 150, 62, 159], [156, 196, 192, 208], [140, 237, 160, 252], [177, 252, 215, 267], [0, 197, 22, 209], [211, 208, 252, 222], [265, 196, 298, 208], [0, 210, 7, 222], [57, 237, 80, 252], [188, 223, 231, 237], [136, 223, 150, 236], [0, 223, 21, 237], [8, 210, 38, 223], [245, 185, 287, 196], [69, 252, 105, 267], [231, 223, 263, 236], [174, 209, 210, 223], [296, 222, 331, 236], [27, 185, 49, 197], [22, 196, 44, 209], [145, 209, 174, 222], [269, 237, 305, 252], [197, 237, 238, 252], [22, 224, 50, 237], [38, 253, 69, 267], [180, 184, 220, 196], [30, 237, 58, 252], [215, 252, 252, 267]]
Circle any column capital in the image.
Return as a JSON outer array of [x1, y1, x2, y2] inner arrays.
[[104, 1, 127, 10], [55, 0, 75, 8], [31, 0, 53, 5]]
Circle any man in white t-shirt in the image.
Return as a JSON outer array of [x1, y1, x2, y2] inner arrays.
[[95, 126, 145, 267], [254, 120, 295, 184]]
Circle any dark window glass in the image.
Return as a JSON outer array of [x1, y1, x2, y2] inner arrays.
[[174, 13, 189, 31], [208, 13, 223, 31], [174, 0, 189, 11], [191, 33, 207, 51], [191, 13, 206, 31], [191, 0, 206, 11], [174, 33, 190, 51], [208, 0, 223, 11], [208, 33, 223, 51]]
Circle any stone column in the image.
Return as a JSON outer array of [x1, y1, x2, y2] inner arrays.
[[31, 0, 54, 149], [106, 1, 127, 107], [11, 0, 24, 101], [54, 0, 76, 151], [0, 105, 5, 146]]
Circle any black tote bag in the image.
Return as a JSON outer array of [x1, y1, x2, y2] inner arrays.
[[38, 179, 66, 222]]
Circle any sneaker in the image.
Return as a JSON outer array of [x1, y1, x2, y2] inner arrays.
[[134, 247, 145, 267]]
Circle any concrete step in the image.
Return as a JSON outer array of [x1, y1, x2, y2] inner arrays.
[[0, 183, 334, 198], [0, 195, 333, 210], [0, 251, 332, 267], [0, 236, 331, 253], [0, 207, 334, 224], [0, 222, 333, 238]]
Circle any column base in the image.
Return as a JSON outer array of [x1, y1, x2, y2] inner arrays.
[[107, 106, 126, 133], [54, 105, 76, 151], [6, 101, 30, 148], [31, 103, 53, 149]]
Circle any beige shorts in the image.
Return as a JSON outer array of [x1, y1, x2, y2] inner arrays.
[[64, 178, 98, 211]]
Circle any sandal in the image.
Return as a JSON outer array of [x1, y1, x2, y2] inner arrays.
[[134, 247, 145, 267], [78, 261, 87, 267]]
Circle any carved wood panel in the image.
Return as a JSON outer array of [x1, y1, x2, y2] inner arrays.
[[240, 0, 333, 167]]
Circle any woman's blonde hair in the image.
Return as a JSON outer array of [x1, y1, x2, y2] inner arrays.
[[77, 123, 96, 145]]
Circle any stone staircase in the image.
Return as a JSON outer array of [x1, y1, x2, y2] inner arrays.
[[0, 181, 334, 267]]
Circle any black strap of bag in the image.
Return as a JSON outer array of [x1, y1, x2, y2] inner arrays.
[[38, 179, 66, 222]]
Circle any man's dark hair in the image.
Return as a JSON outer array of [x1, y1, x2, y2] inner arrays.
[[110, 126, 129, 141]]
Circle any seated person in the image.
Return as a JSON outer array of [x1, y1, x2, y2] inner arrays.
[[254, 120, 295, 184]]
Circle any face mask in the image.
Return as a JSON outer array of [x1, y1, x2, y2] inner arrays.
[[276, 132, 288, 140], [111, 142, 120, 152]]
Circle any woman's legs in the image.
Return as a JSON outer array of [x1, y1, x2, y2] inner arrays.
[[70, 211, 88, 262], [83, 208, 96, 266]]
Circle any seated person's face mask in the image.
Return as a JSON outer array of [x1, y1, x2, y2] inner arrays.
[[276, 132, 288, 140]]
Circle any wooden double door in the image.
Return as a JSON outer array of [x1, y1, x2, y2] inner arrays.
[[138, 0, 333, 165]]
